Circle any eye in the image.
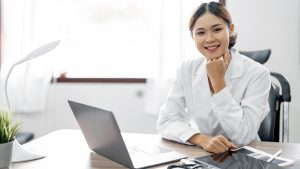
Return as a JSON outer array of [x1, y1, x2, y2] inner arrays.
[[196, 31, 205, 36], [214, 28, 222, 33]]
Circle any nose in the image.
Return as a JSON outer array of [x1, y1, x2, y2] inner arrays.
[[206, 32, 215, 43]]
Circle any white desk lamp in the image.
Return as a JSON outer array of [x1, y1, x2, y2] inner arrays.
[[3, 40, 61, 162]]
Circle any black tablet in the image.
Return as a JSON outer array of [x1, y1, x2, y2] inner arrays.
[[192, 147, 285, 169]]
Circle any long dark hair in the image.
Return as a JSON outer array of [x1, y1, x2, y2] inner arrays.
[[189, 2, 237, 49]]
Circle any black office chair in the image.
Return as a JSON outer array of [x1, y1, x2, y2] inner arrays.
[[239, 49, 291, 142]]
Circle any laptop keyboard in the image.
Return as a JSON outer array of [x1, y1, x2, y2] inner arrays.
[[128, 146, 148, 156]]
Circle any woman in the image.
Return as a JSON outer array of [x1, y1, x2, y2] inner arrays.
[[156, 2, 271, 154]]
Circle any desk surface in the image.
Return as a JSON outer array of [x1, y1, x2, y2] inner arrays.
[[12, 129, 300, 169]]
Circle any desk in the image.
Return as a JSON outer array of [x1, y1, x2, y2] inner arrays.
[[12, 129, 300, 169]]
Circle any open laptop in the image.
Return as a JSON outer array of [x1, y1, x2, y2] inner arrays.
[[68, 100, 187, 169]]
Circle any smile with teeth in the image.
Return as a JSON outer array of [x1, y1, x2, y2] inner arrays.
[[205, 45, 219, 52]]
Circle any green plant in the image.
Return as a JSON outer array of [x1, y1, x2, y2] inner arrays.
[[0, 110, 22, 143]]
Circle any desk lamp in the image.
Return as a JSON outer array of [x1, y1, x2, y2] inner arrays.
[[3, 40, 61, 162]]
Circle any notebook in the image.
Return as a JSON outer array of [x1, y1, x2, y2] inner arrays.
[[68, 100, 187, 169]]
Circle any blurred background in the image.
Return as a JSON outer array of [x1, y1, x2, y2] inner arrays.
[[0, 0, 299, 143]]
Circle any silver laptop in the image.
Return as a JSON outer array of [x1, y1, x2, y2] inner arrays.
[[68, 100, 187, 169]]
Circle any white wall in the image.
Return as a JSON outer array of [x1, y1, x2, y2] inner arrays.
[[18, 0, 300, 143], [227, 0, 300, 142], [19, 83, 158, 138]]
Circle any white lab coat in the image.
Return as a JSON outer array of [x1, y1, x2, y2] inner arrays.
[[156, 48, 271, 146]]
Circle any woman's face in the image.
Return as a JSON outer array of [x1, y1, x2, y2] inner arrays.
[[192, 12, 233, 60]]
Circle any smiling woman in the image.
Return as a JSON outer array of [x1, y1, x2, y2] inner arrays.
[[156, 1, 271, 154]]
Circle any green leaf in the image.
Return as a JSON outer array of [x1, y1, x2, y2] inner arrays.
[[0, 110, 22, 143]]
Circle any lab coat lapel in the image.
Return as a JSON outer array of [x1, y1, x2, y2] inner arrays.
[[192, 50, 244, 114], [226, 49, 244, 88], [192, 59, 213, 114]]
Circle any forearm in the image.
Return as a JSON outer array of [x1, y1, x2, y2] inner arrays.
[[188, 133, 237, 154], [188, 133, 209, 147], [212, 87, 269, 145], [157, 115, 198, 143], [211, 79, 226, 93]]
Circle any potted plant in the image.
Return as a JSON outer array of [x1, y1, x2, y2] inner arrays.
[[0, 110, 21, 169]]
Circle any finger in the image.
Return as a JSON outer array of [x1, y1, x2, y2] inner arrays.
[[206, 55, 214, 62], [214, 136, 231, 151], [214, 139, 229, 152], [230, 143, 238, 149], [223, 51, 230, 67], [226, 138, 238, 149], [211, 142, 227, 154], [217, 56, 227, 67], [205, 143, 223, 154], [209, 147, 220, 154], [219, 135, 234, 148], [215, 145, 226, 153], [206, 58, 213, 63], [217, 55, 224, 60], [221, 136, 238, 150]]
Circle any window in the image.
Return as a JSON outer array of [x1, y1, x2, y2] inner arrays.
[[3, 0, 214, 79]]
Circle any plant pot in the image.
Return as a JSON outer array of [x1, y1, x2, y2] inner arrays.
[[0, 140, 14, 169]]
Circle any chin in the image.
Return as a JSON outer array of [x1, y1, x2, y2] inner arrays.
[[200, 49, 223, 59], [204, 53, 223, 60]]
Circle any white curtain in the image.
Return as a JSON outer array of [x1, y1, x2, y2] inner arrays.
[[0, 0, 210, 114], [144, 0, 211, 115], [0, 0, 56, 113]]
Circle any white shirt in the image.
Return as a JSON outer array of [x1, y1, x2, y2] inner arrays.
[[156, 49, 271, 146]]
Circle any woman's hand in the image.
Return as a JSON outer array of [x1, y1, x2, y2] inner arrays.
[[206, 50, 231, 93], [188, 133, 237, 154]]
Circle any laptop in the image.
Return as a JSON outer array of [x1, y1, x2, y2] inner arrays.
[[68, 100, 187, 169]]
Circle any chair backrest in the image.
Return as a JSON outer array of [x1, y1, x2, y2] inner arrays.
[[240, 49, 271, 64], [239, 49, 291, 142], [258, 83, 280, 142]]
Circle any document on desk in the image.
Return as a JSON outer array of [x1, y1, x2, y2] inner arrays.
[[187, 146, 295, 169]]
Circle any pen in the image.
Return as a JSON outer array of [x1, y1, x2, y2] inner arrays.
[[267, 149, 282, 162]]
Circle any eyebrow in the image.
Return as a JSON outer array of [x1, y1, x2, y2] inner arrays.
[[194, 24, 223, 31]]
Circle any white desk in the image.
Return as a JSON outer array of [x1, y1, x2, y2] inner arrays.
[[12, 129, 300, 169]]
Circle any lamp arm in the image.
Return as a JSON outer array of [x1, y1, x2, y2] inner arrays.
[[3, 40, 61, 111], [4, 62, 21, 111], [3, 40, 61, 163]]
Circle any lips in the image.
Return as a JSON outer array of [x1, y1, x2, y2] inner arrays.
[[205, 45, 220, 52]]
